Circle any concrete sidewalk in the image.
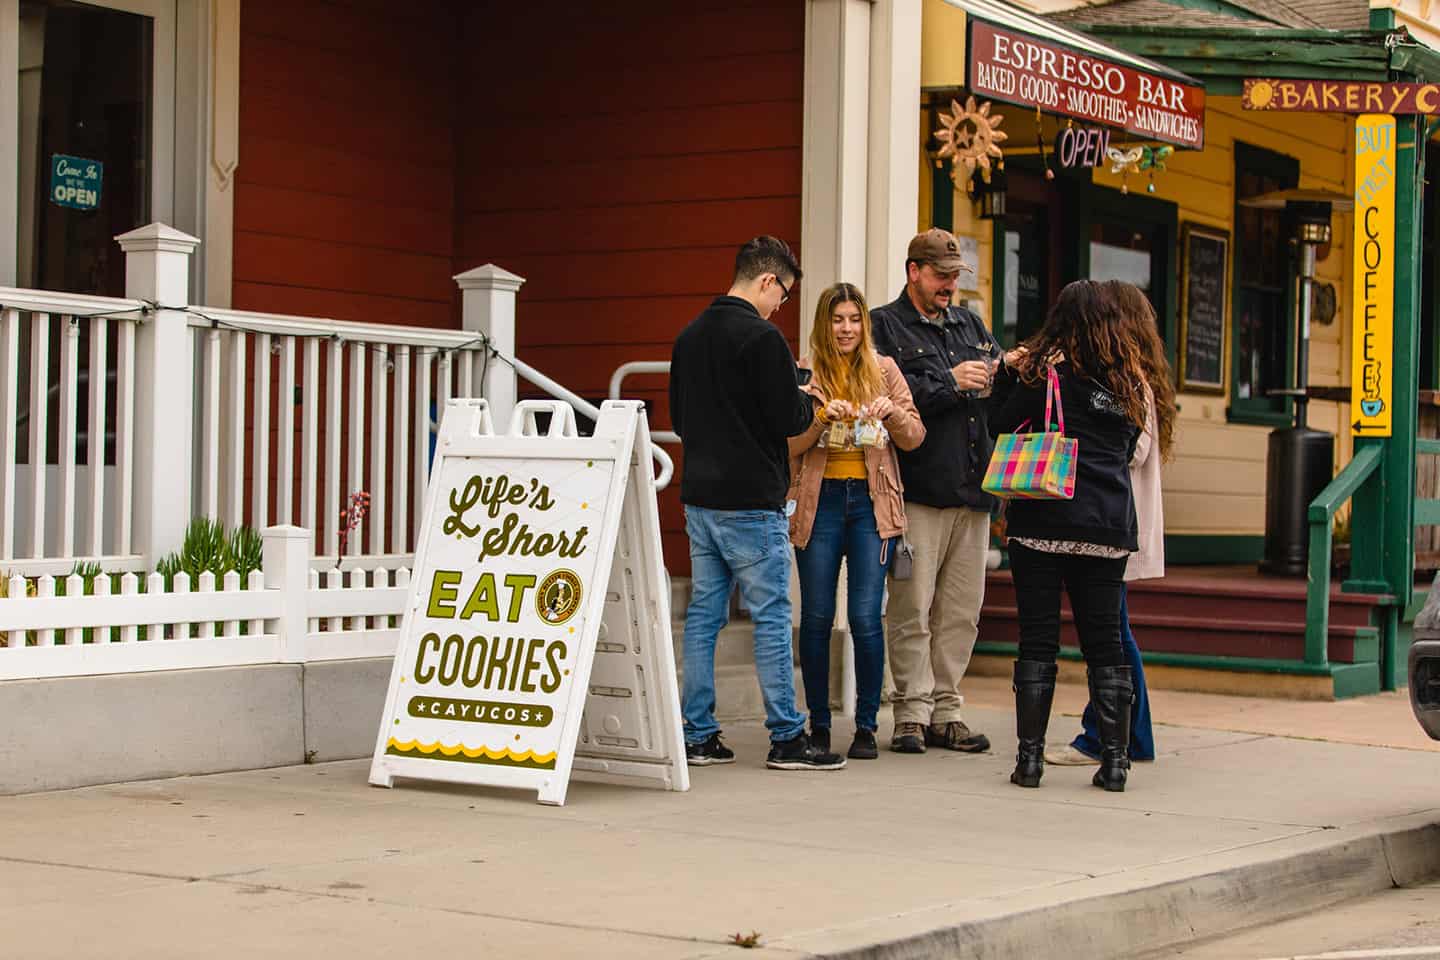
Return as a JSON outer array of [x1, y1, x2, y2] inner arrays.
[[3, 691, 1439, 960]]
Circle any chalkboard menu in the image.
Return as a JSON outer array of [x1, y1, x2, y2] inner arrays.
[[1179, 224, 1229, 393]]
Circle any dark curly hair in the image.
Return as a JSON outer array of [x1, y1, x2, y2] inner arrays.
[[1008, 279, 1148, 432], [1104, 280, 1176, 461]]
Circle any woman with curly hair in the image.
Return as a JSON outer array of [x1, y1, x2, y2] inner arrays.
[[787, 283, 925, 760], [1048, 280, 1177, 769], [990, 279, 1144, 792]]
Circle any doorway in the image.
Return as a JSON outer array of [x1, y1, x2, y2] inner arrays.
[[991, 171, 1178, 352], [7, 0, 176, 296]]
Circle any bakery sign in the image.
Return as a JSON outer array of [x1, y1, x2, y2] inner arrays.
[[968, 18, 1205, 150], [1244, 78, 1440, 114]]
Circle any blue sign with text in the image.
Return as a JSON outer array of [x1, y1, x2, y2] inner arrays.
[[49, 155, 104, 210]]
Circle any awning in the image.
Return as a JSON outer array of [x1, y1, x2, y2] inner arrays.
[[939, 0, 1207, 150]]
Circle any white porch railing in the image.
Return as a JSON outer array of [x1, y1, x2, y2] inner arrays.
[[186, 307, 489, 560], [0, 289, 148, 575], [0, 223, 681, 581]]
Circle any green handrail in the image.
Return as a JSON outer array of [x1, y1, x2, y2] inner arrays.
[[1305, 445, 1383, 665]]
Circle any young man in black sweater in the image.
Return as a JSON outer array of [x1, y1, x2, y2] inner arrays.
[[670, 236, 845, 771]]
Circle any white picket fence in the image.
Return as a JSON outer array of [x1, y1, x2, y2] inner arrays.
[[0, 526, 409, 680]]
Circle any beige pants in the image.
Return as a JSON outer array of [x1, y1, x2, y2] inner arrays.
[[886, 504, 990, 726]]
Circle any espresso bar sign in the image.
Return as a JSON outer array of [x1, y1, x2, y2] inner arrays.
[[968, 18, 1205, 150], [1244, 78, 1440, 114]]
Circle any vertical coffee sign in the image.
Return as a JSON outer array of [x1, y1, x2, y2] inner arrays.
[[384, 455, 612, 771], [1351, 114, 1395, 437]]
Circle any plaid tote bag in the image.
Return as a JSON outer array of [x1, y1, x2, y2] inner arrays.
[[982, 365, 1077, 500]]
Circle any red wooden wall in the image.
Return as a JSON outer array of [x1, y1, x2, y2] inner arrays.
[[234, 0, 459, 327], [233, 0, 806, 573], [454, 1, 806, 573]]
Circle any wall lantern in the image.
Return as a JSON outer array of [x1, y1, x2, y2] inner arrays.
[[972, 165, 1007, 220]]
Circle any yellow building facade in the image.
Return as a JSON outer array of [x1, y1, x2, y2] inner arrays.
[[918, 0, 1373, 562]]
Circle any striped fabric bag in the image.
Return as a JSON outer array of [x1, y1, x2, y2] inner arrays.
[[982, 365, 1077, 500]]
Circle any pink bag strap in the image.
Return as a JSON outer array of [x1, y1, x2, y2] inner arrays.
[[1044, 365, 1065, 434]]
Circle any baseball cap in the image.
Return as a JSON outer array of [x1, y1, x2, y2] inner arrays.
[[907, 228, 967, 274]]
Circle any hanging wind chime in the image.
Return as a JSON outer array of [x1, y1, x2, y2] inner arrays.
[[1106, 143, 1173, 194]]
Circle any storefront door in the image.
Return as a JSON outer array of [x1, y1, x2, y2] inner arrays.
[[5, 0, 175, 295], [998, 168, 1062, 347], [993, 172, 1178, 351]]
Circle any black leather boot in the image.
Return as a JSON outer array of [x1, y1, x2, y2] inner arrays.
[[1088, 665, 1134, 792], [1010, 660, 1058, 788]]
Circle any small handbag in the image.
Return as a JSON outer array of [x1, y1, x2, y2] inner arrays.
[[887, 536, 914, 580], [982, 365, 1077, 500]]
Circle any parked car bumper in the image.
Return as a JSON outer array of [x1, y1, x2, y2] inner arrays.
[[1409, 637, 1440, 740]]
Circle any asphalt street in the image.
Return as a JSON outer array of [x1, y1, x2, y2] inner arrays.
[[1143, 882, 1440, 959]]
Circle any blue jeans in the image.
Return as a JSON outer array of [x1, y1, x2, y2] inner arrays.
[[1071, 589, 1156, 761], [794, 480, 889, 732], [682, 505, 806, 745]]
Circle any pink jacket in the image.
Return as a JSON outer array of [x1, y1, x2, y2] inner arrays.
[[1126, 387, 1165, 581], [785, 355, 926, 549]]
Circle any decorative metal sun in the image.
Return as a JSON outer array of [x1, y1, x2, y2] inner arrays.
[[934, 96, 1008, 185]]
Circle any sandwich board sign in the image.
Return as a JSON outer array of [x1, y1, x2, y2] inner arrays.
[[369, 398, 689, 805]]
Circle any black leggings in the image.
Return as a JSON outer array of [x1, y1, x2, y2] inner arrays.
[[1008, 542, 1127, 668]]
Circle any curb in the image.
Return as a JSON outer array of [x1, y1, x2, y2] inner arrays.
[[702, 812, 1440, 960]]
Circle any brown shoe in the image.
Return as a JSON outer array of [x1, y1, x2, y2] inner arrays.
[[891, 721, 927, 754], [926, 721, 991, 753]]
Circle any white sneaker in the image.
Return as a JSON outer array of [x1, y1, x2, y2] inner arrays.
[[1044, 745, 1101, 766]]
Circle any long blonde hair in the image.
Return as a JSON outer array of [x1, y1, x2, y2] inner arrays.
[[809, 282, 885, 406]]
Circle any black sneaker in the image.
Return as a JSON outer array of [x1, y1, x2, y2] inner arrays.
[[847, 729, 878, 760], [685, 733, 735, 766], [810, 727, 831, 753], [766, 733, 846, 771]]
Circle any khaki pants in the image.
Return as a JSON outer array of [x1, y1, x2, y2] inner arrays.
[[886, 504, 989, 726]]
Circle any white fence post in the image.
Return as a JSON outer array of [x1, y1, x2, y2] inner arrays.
[[262, 525, 310, 662], [454, 264, 523, 429], [117, 223, 200, 567]]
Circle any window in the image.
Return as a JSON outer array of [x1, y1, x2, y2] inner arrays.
[[1230, 142, 1299, 424], [1077, 184, 1178, 359], [999, 201, 1049, 348]]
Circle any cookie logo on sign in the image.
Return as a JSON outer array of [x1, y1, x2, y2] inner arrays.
[[537, 570, 583, 626]]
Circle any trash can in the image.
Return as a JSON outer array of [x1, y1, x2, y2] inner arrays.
[[1409, 573, 1440, 740]]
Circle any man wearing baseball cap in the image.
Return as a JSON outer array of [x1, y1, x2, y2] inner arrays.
[[871, 228, 1000, 756]]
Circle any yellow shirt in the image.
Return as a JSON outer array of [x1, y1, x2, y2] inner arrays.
[[823, 445, 867, 480]]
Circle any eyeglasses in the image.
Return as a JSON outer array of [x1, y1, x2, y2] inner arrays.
[[773, 274, 791, 305]]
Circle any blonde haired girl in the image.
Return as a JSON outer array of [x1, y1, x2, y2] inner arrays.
[[786, 283, 925, 759]]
